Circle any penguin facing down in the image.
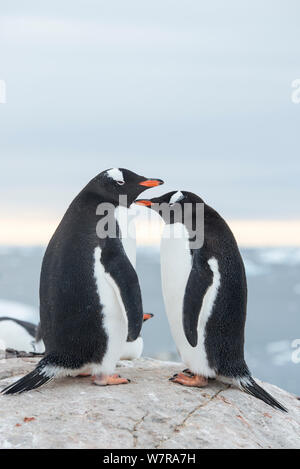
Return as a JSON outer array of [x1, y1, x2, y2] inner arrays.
[[120, 313, 154, 360], [136, 191, 287, 412], [1, 169, 163, 394]]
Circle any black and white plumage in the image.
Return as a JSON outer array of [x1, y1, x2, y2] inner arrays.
[[1, 168, 163, 394], [34, 313, 154, 361], [136, 191, 287, 412], [120, 313, 154, 360], [0, 317, 41, 353]]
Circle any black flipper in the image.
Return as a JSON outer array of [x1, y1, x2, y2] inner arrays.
[[183, 254, 213, 347], [100, 238, 143, 342], [1, 360, 53, 395], [240, 376, 287, 412]]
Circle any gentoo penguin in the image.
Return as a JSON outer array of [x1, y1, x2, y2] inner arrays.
[[135, 191, 287, 412], [1, 169, 163, 394], [34, 313, 153, 362], [0, 317, 38, 353], [34, 310, 153, 363], [120, 313, 153, 360]]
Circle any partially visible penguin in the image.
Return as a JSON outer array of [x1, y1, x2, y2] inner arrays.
[[1, 169, 163, 394], [0, 317, 44, 353], [136, 191, 287, 412], [120, 313, 153, 360]]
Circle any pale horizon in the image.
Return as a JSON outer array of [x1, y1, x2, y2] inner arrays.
[[1, 217, 300, 247]]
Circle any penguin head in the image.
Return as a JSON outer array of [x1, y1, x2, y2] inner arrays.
[[135, 191, 204, 224], [86, 168, 164, 207]]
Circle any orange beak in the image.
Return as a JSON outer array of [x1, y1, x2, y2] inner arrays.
[[143, 313, 154, 322], [139, 179, 163, 187], [135, 200, 153, 207]]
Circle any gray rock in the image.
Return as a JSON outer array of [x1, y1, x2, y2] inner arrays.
[[0, 357, 299, 449]]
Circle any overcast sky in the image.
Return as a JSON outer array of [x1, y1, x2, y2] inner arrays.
[[1, 0, 300, 229]]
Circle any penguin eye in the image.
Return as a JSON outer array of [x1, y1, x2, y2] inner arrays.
[[117, 181, 125, 186]]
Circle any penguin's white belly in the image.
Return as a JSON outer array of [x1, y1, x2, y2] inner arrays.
[[116, 209, 144, 360], [115, 206, 136, 267], [120, 337, 143, 360], [0, 320, 35, 353], [160, 223, 218, 378], [94, 246, 128, 374], [33, 338, 45, 353]]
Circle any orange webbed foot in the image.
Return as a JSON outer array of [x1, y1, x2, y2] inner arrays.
[[171, 369, 194, 379], [92, 373, 131, 386], [169, 373, 208, 388]]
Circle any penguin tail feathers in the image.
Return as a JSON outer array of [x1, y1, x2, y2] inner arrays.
[[1, 360, 54, 395], [238, 375, 287, 412]]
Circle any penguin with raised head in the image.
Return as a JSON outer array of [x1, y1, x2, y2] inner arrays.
[[120, 313, 153, 360], [1, 169, 163, 394], [135, 191, 287, 412]]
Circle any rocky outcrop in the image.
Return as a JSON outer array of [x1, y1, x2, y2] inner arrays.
[[0, 357, 299, 449]]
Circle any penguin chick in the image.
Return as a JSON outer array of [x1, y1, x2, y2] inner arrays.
[[135, 191, 287, 412]]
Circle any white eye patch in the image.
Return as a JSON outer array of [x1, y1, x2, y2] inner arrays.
[[106, 168, 124, 184], [169, 191, 184, 205]]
